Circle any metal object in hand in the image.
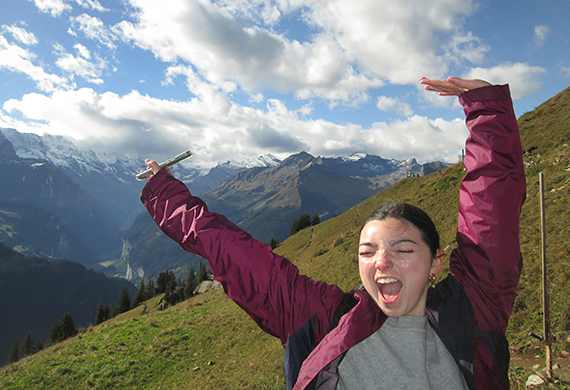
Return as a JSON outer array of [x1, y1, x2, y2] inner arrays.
[[136, 150, 193, 180]]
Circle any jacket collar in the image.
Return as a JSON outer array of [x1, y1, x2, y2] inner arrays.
[[293, 290, 387, 390]]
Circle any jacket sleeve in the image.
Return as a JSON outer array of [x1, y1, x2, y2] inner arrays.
[[140, 170, 345, 346], [451, 84, 526, 333]]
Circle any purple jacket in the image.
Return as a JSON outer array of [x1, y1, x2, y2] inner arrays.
[[141, 84, 525, 390]]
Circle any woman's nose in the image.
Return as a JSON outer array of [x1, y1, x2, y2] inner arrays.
[[374, 251, 393, 271]]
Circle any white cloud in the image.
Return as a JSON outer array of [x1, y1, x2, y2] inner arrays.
[[28, 0, 72, 17], [209, 0, 286, 25], [249, 92, 264, 103], [5, 0, 555, 170], [561, 65, 570, 78], [377, 96, 413, 117], [2, 85, 470, 166], [444, 31, 489, 65], [534, 25, 550, 47], [361, 116, 468, 163], [0, 35, 71, 92], [54, 43, 107, 84], [305, 0, 478, 84], [111, 0, 482, 105], [297, 103, 313, 116], [113, 0, 306, 91], [164, 64, 237, 95], [73, 0, 108, 12], [463, 63, 548, 100], [74, 42, 91, 59], [69, 14, 117, 49], [2, 24, 38, 46], [28, 0, 107, 16], [246, 123, 307, 152]]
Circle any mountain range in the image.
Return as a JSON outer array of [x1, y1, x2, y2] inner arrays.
[[0, 128, 280, 268], [117, 151, 448, 284], [0, 127, 449, 285]]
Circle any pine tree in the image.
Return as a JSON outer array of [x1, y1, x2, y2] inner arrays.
[[184, 268, 197, 299], [133, 279, 147, 307], [21, 332, 33, 357], [165, 274, 181, 305], [156, 271, 167, 294], [7, 342, 19, 364], [156, 270, 176, 294], [290, 212, 312, 236], [109, 305, 119, 319], [164, 282, 174, 306], [269, 237, 280, 249], [45, 313, 76, 346], [118, 287, 131, 313], [103, 304, 111, 321], [95, 302, 107, 325], [146, 277, 156, 298], [60, 313, 77, 340], [290, 218, 300, 236], [311, 212, 320, 226], [197, 261, 208, 285], [46, 321, 62, 346]]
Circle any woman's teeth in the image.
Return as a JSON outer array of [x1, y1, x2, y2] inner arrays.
[[377, 277, 398, 284]]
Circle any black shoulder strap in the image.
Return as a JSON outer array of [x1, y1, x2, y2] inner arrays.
[[285, 293, 357, 390], [327, 293, 358, 332], [309, 293, 358, 390], [426, 276, 476, 390]]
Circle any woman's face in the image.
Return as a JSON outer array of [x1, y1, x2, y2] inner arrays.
[[358, 218, 442, 317]]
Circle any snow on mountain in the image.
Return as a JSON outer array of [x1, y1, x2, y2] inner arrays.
[[2, 127, 450, 282], [1, 129, 444, 203], [214, 154, 281, 170], [341, 152, 368, 162], [1, 127, 138, 176], [1, 128, 282, 182]]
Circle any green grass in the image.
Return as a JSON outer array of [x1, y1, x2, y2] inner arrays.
[[1, 291, 284, 389]]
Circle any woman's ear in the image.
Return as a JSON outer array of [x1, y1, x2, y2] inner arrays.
[[431, 249, 445, 276]]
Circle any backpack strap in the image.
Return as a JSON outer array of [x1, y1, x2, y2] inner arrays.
[[284, 293, 357, 390], [426, 276, 476, 390], [309, 293, 358, 390]]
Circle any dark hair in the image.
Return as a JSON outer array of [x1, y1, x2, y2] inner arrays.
[[363, 202, 440, 258]]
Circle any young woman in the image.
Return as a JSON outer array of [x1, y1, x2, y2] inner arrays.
[[140, 77, 526, 389]]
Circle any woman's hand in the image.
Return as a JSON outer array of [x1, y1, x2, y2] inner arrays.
[[142, 159, 171, 180], [419, 76, 491, 96]]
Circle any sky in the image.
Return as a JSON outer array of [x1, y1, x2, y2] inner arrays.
[[1, 0, 569, 169]]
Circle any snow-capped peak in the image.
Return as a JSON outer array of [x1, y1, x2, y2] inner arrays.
[[218, 154, 282, 169], [341, 152, 369, 162]]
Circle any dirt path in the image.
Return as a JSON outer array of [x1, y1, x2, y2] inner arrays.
[[511, 349, 570, 387]]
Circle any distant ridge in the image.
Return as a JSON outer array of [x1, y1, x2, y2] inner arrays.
[[201, 151, 448, 242], [0, 242, 136, 365], [118, 150, 448, 284], [0, 131, 120, 266]]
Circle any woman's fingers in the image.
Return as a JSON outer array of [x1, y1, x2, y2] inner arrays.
[[420, 77, 491, 96]]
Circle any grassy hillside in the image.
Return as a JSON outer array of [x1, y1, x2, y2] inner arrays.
[[0, 243, 137, 365], [0, 292, 285, 390], [1, 86, 569, 388]]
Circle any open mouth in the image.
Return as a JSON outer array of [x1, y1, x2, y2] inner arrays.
[[377, 277, 402, 303]]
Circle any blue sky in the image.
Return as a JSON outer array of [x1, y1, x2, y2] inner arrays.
[[1, 0, 568, 168]]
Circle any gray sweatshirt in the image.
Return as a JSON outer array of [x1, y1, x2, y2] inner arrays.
[[337, 316, 469, 389]]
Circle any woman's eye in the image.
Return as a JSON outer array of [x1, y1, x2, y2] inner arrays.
[[397, 249, 413, 254]]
